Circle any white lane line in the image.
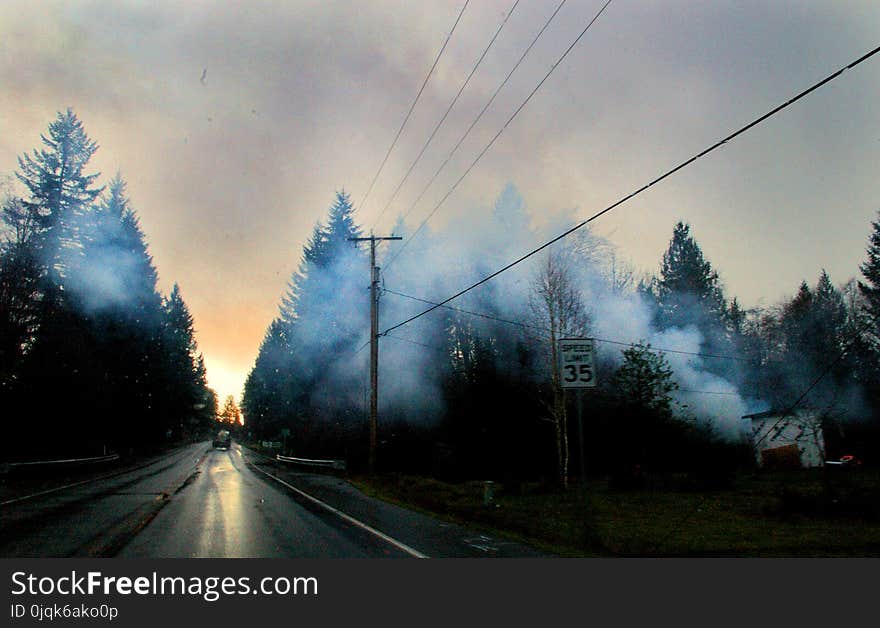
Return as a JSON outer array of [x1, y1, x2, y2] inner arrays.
[[1, 445, 204, 507], [247, 463, 429, 559]]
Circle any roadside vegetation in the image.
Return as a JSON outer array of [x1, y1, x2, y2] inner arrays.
[[1, 109, 218, 461], [242, 175, 880, 488], [353, 468, 880, 556], [240, 161, 880, 558]]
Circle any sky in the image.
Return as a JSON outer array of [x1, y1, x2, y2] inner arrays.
[[1, 0, 879, 405]]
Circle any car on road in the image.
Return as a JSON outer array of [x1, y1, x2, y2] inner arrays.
[[213, 429, 231, 449]]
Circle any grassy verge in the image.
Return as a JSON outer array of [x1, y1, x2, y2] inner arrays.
[[351, 469, 880, 556]]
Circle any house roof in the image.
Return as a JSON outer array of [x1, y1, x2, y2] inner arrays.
[[741, 410, 779, 420], [741, 408, 818, 421]]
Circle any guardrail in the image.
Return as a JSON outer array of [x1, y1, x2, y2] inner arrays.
[[1, 453, 120, 474], [275, 454, 346, 472]]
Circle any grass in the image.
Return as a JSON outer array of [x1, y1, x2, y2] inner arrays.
[[351, 469, 880, 556]]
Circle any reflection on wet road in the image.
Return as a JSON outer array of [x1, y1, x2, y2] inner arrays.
[[119, 444, 402, 557], [1, 442, 544, 557]]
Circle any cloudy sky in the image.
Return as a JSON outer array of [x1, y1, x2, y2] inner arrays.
[[2, 0, 879, 404]]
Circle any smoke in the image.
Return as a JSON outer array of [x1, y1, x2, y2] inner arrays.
[[581, 253, 753, 439], [366, 183, 776, 441], [65, 238, 148, 312], [269, 182, 870, 448], [47, 202, 161, 319], [283, 250, 371, 417]]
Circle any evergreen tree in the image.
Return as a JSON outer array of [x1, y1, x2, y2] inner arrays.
[[283, 190, 365, 366], [859, 211, 880, 343], [74, 176, 162, 315], [654, 221, 726, 331], [2, 110, 219, 456], [16, 108, 102, 275], [0, 195, 42, 397], [727, 297, 746, 337], [771, 271, 854, 410], [322, 189, 362, 263], [281, 190, 363, 322], [813, 270, 848, 357], [160, 284, 211, 440], [244, 190, 366, 454], [5, 109, 103, 455], [242, 318, 293, 439], [780, 273, 847, 369], [612, 343, 679, 418], [69, 176, 167, 448], [608, 343, 683, 481], [781, 281, 814, 352]]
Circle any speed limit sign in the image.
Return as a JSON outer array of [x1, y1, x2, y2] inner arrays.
[[558, 338, 596, 388]]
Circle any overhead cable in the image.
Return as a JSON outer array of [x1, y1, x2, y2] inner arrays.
[[381, 43, 880, 336], [357, 0, 470, 213]]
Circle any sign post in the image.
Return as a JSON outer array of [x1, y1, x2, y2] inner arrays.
[[558, 339, 596, 486]]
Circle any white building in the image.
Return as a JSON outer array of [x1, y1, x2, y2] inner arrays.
[[742, 409, 826, 469]]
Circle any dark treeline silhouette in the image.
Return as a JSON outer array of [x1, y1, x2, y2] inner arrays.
[[244, 185, 880, 487], [0, 109, 217, 460], [242, 191, 369, 461]]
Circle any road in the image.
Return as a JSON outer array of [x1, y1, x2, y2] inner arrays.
[[120, 444, 404, 557], [0, 442, 546, 558]]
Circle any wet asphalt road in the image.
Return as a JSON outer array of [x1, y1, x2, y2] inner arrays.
[[0, 443, 206, 557], [0, 441, 546, 558], [120, 445, 401, 557]]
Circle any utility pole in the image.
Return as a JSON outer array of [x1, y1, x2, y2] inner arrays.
[[348, 232, 401, 474]]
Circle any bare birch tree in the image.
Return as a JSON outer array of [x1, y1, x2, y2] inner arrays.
[[530, 245, 590, 488]]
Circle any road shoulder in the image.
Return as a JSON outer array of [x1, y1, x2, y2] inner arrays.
[[241, 447, 549, 558]]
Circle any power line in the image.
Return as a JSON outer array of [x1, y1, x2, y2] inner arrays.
[[384, 287, 763, 363], [385, 287, 545, 331], [385, 287, 558, 347], [354, 338, 370, 355], [382, 0, 586, 272], [381, 43, 880, 337], [371, 0, 523, 231], [385, 327, 744, 398], [383, 333, 439, 350], [386, 0, 607, 271], [677, 389, 741, 397], [595, 337, 761, 363], [752, 311, 880, 448], [357, 0, 470, 214]]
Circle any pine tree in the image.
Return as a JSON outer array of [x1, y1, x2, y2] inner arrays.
[[654, 221, 726, 331], [68, 176, 167, 447], [160, 284, 209, 440], [245, 190, 366, 451], [16, 108, 102, 275], [608, 343, 682, 480], [323, 189, 362, 263], [727, 297, 746, 336], [612, 343, 679, 417], [5, 110, 103, 455], [859, 211, 880, 341], [74, 175, 162, 315], [813, 270, 847, 355], [773, 271, 854, 410], [781, 281, 813, 351], [282, 190, 363, 322], [0, 195, 42, 396], [242, 318, 294, 439]]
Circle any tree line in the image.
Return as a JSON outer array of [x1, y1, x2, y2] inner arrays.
[[244, 188, 880, 487], [0, 109, 217, 460]]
